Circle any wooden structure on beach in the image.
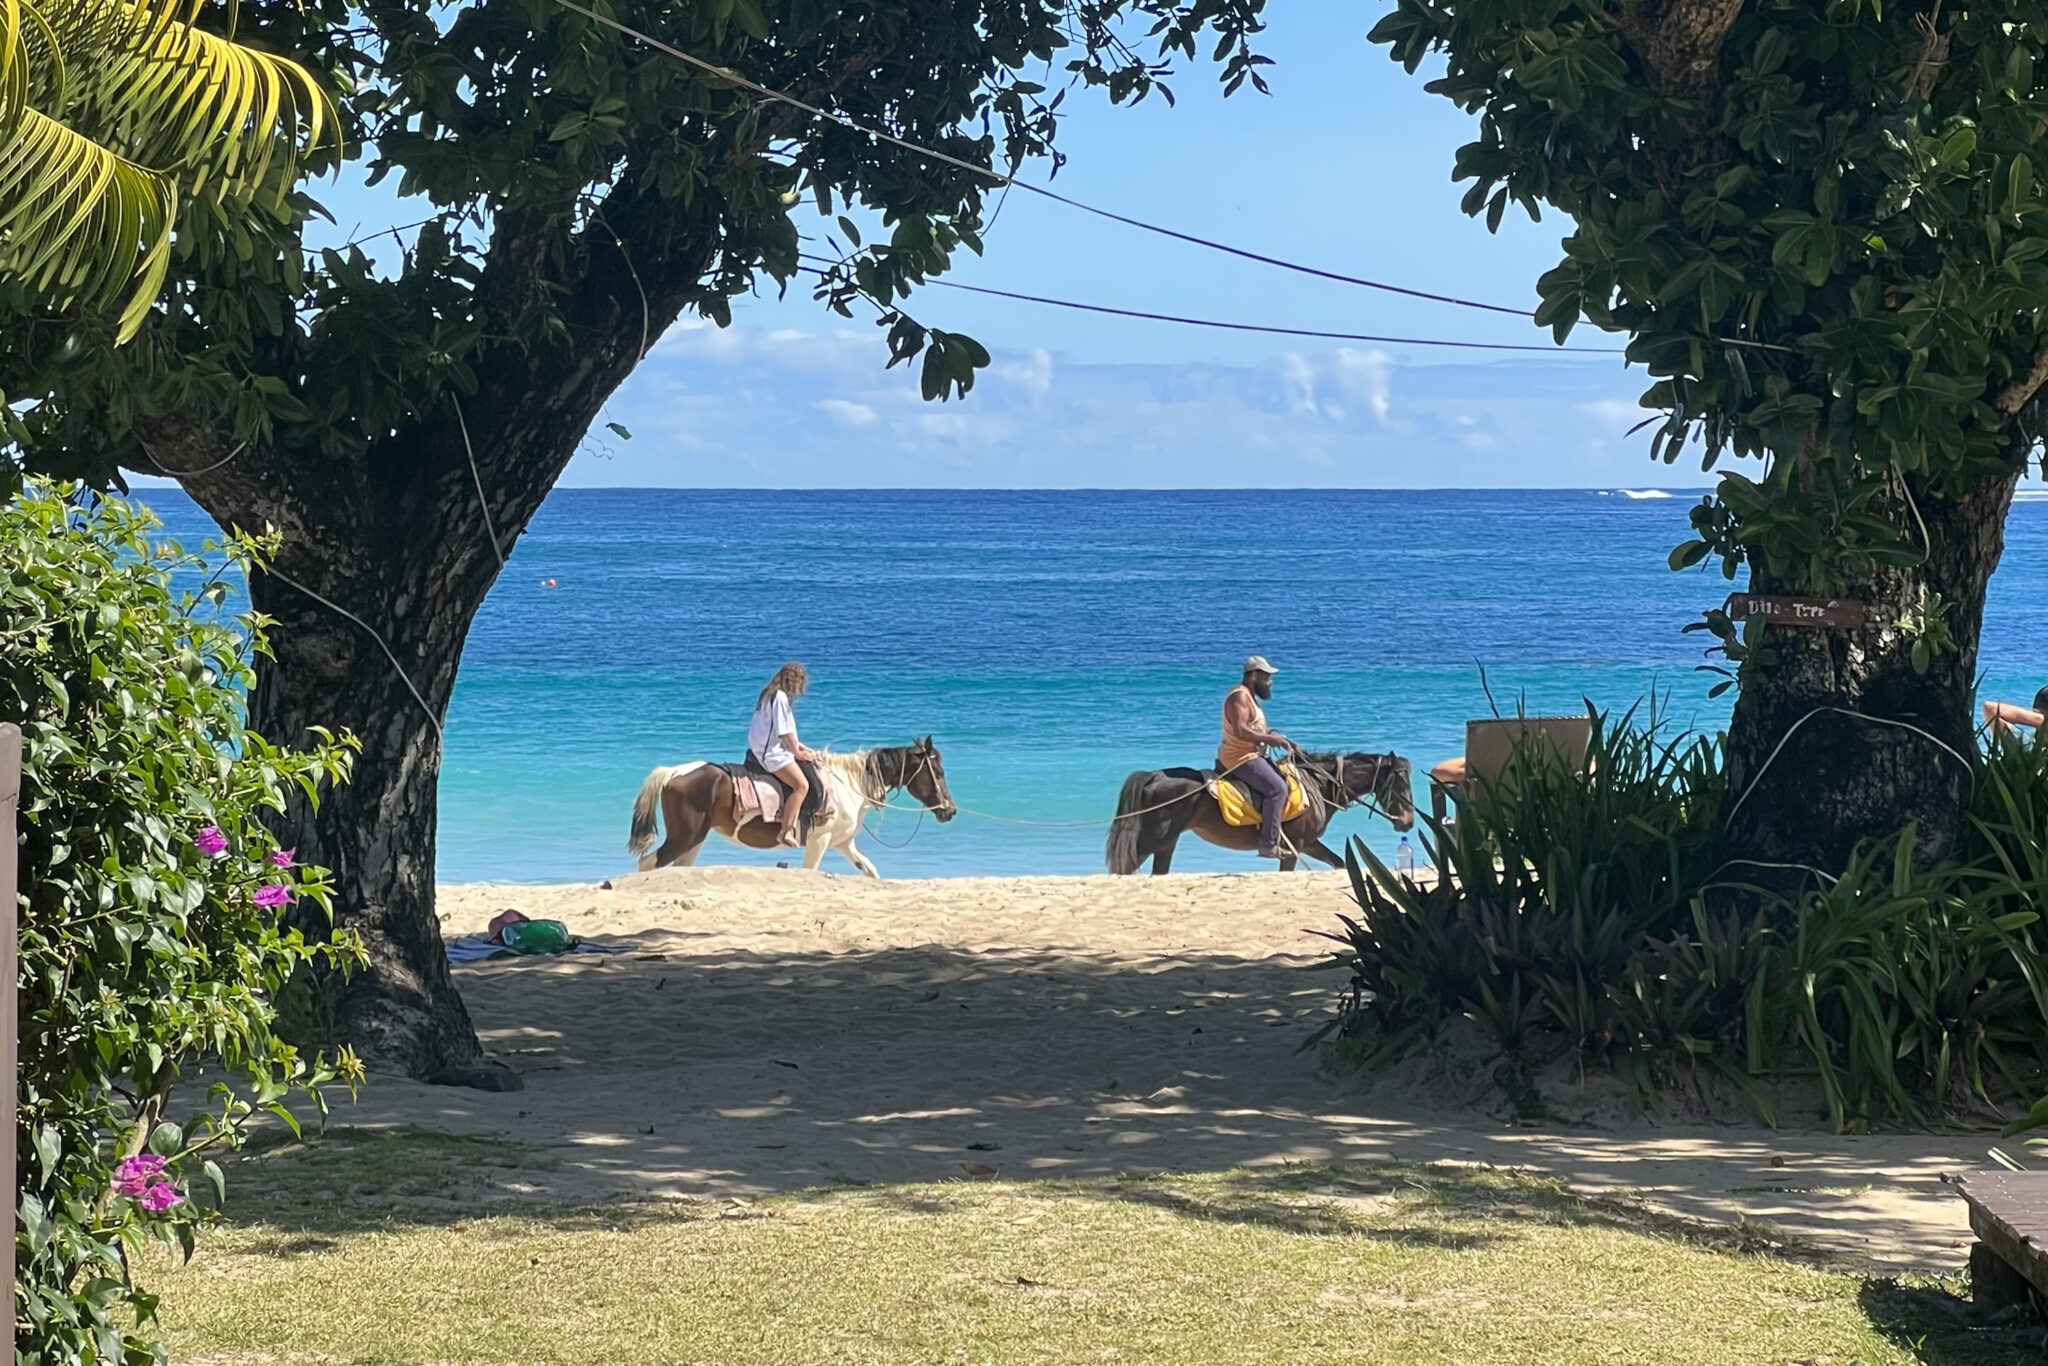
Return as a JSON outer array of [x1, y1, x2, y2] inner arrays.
[[1430, 715, 1594, 828], [1956, 1169, 2048, 1313]]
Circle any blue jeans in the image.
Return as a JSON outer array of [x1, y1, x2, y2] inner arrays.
[[1231, 756, 1288, 855]]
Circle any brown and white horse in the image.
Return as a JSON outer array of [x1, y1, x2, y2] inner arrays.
[[626, 738, 955, 879], [1104, 750, 1414, 874]]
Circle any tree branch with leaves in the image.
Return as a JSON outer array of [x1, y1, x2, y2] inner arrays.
[[1376, 0, 2045, 879]]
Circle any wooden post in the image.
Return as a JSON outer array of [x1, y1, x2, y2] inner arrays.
[[3, 722, 19, 1347]]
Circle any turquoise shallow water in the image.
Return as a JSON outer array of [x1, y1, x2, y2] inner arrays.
[[140, 487, 2047, 882]]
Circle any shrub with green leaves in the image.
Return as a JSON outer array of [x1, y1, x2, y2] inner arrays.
[[4, 486, 360, 1363], [1317, 704, 2048, 1130]]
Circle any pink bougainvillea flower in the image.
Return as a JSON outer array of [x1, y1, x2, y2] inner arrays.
[[269, 848, 296, 869], [194, 826, 227, 858], [252, 884, 294, 909], [139, 1181, 184, 1213], [113, 1154, 166, 1198]]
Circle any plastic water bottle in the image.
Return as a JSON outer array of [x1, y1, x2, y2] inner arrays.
[[1394, 836, 1416, 877]]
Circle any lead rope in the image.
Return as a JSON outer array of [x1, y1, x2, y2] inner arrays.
[[859, 751, 1408, 831]]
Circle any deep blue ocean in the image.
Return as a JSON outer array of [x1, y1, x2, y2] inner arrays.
[[139, 487, 2047, 882]]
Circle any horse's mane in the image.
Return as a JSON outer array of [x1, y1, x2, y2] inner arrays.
[[816, 748, 870, 786], [817, 748, 897, 804]]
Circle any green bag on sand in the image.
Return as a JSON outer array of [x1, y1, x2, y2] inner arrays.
[[498, 919, 572, 955]]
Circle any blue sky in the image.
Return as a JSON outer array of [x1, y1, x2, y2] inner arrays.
[[306, 0, 1683, 488]]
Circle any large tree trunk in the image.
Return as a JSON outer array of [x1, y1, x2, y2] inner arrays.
[[1720, 465, 2024, 883], [166, 424, 520, 1084], [137, 189, 717, 1082], [246, 534, 499, 1084]]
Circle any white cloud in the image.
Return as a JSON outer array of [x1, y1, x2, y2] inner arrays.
[[816, 399, 878, 428], [579, 322, 1667, 489], [1279, 352, 1319, 417], [1578, 399, 1640, 426], [998, 348, 1054, 397], [1335, 347, 1393, 422]]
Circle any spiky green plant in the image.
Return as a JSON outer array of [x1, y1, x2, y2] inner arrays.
[[0, 0, 334, 339], [1315, 700, 2048, 1131]]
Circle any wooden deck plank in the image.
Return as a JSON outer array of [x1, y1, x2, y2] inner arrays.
[[1954, 1170, 2048, 1307]]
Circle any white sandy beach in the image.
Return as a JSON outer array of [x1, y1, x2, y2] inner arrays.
[[326, 865, 1999, 1269]]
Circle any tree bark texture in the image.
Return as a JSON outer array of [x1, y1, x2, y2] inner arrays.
[[146, 180, 723, 1079], [1720, 465, 2024, 884]]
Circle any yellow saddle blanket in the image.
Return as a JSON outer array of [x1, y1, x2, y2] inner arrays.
[[1210, 764, 1308, 827]]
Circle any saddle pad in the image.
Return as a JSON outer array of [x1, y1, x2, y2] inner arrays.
[[728, 771, 785, 827], [1210, 766, 1308, 828]]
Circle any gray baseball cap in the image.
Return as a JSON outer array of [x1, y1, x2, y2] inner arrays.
[[1244, 655, 1279, 675]]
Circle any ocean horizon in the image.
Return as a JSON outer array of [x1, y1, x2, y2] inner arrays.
[[137, 485, 2047, 883]]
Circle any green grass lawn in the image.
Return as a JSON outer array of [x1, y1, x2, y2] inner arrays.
[[148, 1128, 2034, 1366]]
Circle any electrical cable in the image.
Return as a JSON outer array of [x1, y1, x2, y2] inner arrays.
[[549, 0, 1536, 319], [792, 258, 1619, 353]]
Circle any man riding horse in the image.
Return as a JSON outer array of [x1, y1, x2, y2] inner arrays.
[[1105, 660, 1415, 876], [1219, 655, 1297, 861]]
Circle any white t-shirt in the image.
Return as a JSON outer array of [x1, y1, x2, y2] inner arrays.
[[748, 691, 797, 770]]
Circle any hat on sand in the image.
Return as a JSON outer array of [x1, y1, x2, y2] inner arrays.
[[486, 908, 530, 943], [1244, 655, 1279, 676]]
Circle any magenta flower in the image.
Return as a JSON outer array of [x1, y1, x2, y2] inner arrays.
[[113, 1154, 166, 1198], [253, 884, 294, 909], [139, 1181, 183, 1213], [269, 848, 296, 869], [194, 827, 227, 858]]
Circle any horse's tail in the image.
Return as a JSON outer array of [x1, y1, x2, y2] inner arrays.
[[627, 765, 682, 855], [1105, 771, 1154, 875]]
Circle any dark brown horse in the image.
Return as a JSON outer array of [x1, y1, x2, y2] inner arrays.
[[1104, 750, 1414, 874], [627, 739, 955, 879]]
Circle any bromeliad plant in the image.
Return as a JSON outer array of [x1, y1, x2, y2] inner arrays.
[[1310, 703, 1726, 1086], [1315, 703, 2048, 1131], [4, 484, 361, 1364]]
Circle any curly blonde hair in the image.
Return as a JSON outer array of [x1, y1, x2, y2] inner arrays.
[[758, 661, 809, 707]]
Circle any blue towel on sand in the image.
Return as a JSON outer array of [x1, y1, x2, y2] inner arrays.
[[445, 935, 628, 966]]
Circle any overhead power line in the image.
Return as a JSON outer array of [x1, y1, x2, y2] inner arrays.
[[549, 0, 1535, 320], [917, 278, 1623, 354], [792, 254, 1618, 352]]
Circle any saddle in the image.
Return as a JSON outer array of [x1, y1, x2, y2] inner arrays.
[[1208, 763, 1309, 828], [724, 758, 832, 832]]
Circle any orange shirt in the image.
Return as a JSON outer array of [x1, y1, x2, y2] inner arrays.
[[1218, 685, 1268, 771]]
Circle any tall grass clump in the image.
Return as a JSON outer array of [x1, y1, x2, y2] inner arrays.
[[1315, 704, 2048, 1131]]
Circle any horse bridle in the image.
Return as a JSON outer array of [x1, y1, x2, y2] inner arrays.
[[1294, 751, 1406, 826], [876, 745, 953, 816]]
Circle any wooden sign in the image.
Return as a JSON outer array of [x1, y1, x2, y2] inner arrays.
[[1726, 594, 1866, 629]]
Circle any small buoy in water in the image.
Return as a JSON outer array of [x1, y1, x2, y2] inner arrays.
[[542, 578, 557, 588]]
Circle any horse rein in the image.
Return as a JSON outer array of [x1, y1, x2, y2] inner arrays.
[[867, 747, 954, 818], [1290, 751, 1406, 828]]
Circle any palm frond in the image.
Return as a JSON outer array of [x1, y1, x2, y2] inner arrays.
[[0, 0, 335, 336], [52, 0, 335, 205], [0, 101, 172, 336]]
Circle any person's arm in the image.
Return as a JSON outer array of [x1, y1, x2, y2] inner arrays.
[[1225, 690, 1294, 752], [1986, 700, 2044, 733], [774, 694, 819, 762]]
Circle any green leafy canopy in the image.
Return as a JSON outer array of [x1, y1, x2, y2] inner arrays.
[[3, 0, 1270, 484], [1372, 0, 2046, 591]]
